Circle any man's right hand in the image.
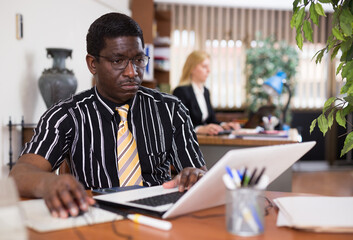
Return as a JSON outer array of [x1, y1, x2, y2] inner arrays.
[[9, 153, 95, 218], [42, 174, 96, 218]]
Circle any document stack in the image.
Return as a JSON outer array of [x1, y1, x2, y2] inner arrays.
[[274, 196, 353, 233]]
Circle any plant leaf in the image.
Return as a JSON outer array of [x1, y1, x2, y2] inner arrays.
[[346, 44, 353, 61], [312, 46, 326, 61], [290, 10, 298, 29], [318, 114, 328, 136], [295, 8, 306, 29], [328, 37, 338, 51], [303, 20, 314, 42], [342, 63, 349, 79], [327, 109, 334, 129], [341, 131, 353, 157], [343, 95, 353, 105], [296, 31, 304, 50], [315, 49, 325, 63], [340, 38, 353, 53], [290, 14, 297, 29], [293, 0, 301, 13], [309, 3, 319, 25], [341, 21, 353, 37], [310, 118, 317, 134], [346, 81, 353, 96], [323, 97, 336, 113], [341, 79, 352, 94], [336, 109, 346, 128], [339, 8, 353, 36], [341, 61, 353, 83], [318, 0, 332, 3], [332, 27, 345, 40], [331, 45, 341, 59], [342, 103, 353, 117], [314, 3, 327, 17], [336, 62, 344, 75]]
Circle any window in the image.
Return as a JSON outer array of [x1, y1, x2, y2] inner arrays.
[[156, 3, 335, 110]]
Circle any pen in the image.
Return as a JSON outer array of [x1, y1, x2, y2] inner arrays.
[[240, 168, 248, 186], [230, 169, 241, 187], [248, 168, 257, 186], [127, 213, 172, 231], [237, 169, 243, 180], [254, 175, 269, 190], [242, 173, 251, 187], [222, 174, 236, 190], [250, 205, 264, 231], [226, 166, 241, 187], [93, 203, 172, 231], [225, 166, 234, 179], [241, 206, 259, 232], [254, 167, 266, 185]]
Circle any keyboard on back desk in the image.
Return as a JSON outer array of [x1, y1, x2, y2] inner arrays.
[[128, 191, 185, 207]]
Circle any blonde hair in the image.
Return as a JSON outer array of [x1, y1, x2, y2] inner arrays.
[[179, 50, 210, 86]]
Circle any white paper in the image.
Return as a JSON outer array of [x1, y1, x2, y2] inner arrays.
[[276, 209, 295, 227], [0, 205, 28, 239], [20, 199, 123, 232], [274, 196, 353, 232]]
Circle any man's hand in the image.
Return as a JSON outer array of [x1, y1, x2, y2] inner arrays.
[[10, 153, 95, 218], [163, 166, 207, 192], [42, 174, 96, 218]]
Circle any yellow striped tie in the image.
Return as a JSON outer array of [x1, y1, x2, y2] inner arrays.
[[116, 104, 143, 187]]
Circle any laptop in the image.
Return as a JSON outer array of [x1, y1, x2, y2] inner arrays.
[[94, 141, 316, 219]]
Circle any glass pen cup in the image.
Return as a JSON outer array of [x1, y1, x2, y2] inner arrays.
[[225, 187, 265, 236]]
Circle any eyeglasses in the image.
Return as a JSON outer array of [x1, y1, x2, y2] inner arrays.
[[96, 54, 150, 70], [262, 196, 274, 216]]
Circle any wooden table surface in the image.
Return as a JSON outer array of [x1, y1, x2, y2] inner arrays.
[[27, 191, 352, 240]]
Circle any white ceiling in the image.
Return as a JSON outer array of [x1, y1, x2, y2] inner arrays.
[[154, 0, 334, 11]]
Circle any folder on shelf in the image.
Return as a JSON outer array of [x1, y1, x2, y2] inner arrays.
[[231, 129, 290, 141]]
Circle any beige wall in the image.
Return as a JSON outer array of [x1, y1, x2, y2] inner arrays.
[[0, 0, 130, 177]]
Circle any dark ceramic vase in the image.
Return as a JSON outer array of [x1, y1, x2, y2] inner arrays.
[[38, 48, 77, 108]]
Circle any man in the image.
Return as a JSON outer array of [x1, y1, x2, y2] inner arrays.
[[10, 12, 206, 218]]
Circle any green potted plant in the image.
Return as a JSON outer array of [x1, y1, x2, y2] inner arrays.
[[245, 35, 299, 127], [292, 0, 353, 156]]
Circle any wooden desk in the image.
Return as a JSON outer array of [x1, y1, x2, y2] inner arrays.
[[197, 129, 300, 147], [197, 129, 300, 192], [27, 191, 352, 240]]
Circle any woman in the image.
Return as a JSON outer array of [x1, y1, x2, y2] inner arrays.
[[173, 50, 240, 135]]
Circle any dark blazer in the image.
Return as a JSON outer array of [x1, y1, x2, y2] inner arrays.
[[173, 85, 219, 127]]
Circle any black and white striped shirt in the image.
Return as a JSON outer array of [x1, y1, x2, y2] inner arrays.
[[21, 86, 205, 189]]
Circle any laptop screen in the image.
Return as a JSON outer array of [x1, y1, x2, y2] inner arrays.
[[94, 141, 316, 219]]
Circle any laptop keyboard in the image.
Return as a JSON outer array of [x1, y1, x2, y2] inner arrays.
[[128, 191, 185, 207]]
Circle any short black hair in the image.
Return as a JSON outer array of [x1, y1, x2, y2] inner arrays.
[[86, 12, 144, 57]]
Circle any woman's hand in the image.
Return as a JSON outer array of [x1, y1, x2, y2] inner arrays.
[[221, 122, 241, 131], [196, 124, 224, 135]]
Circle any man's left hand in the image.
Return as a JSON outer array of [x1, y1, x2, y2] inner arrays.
[[162, 166, 207, 192]]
